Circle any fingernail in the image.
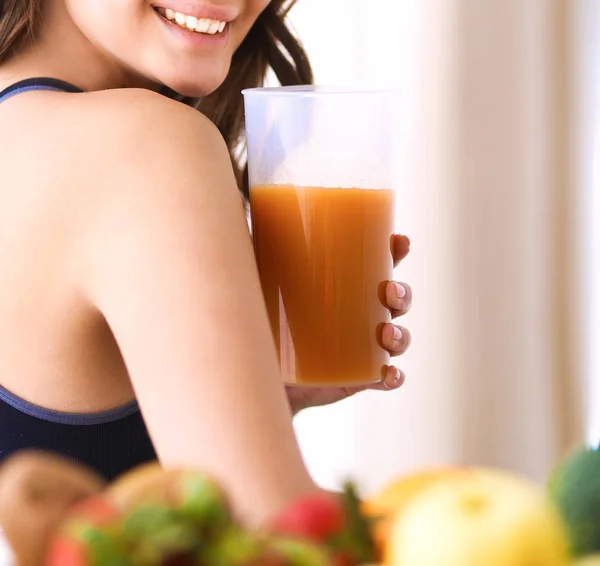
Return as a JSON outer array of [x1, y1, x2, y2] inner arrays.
[[386, 367, 401, 387], [392, 326, 403, 341], [396, 283, 406, 299]]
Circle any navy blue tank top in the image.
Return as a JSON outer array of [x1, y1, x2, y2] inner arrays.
[[0, 77, 157, 480]]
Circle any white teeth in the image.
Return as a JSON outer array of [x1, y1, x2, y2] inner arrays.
[[207, 20, 220, 34], [185, 15, 198, 30], [195, 18, 210, 33], [160, 8, 227, 35]]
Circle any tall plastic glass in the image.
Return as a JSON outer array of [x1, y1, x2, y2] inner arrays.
[[243, 86, 396, 387]]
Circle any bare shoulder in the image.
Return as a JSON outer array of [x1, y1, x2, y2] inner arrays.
[[73, 87, 249, 309], [73, 88, 229, 166], [83, 88, 218, 137], [25, 87, 241, 223], [64, 88, 243, 231], [0, 87, 228, 186], [0, 86, 232, 198]]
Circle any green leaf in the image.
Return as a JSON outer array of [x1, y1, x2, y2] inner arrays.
[[119, 504, 200, 564], [77, 527, 131, 566], [268, 537, 332, 566], [340, 481, 376, 563], [178, 473, 230, 528], [197, 528, 263, 566]]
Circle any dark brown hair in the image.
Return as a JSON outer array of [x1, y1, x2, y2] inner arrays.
[[0, 0, 313, 198]]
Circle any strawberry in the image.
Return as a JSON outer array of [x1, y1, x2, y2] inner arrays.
[[44, 495, 127, 566], [269, 484, 376, 566], [45, 537, 87, 566], [45, 527, 130, 566], [269, 492, 345, 542], [68, 495, 122, 525]]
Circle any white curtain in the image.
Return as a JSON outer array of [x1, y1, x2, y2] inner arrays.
[[290, 0, 595, 494], [573, 2, 600, 445]]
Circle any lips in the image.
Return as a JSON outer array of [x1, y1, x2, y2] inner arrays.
[[150, 2, 239, 23]]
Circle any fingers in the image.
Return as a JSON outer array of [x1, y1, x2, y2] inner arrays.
[[393, 234, 411, 267], [340, 367, 406, 396], [385, 281, 412, 318], [369, 366, 406, 390], [381, 323, 411, 356]]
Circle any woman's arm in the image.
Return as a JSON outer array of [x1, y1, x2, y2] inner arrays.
[[79, 90, 316, 526]]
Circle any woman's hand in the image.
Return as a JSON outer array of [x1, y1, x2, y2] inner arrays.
[[287, 234, 412, 415]]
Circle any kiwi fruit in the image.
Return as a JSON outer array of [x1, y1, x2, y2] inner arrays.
[[0, 451, 104, 566]]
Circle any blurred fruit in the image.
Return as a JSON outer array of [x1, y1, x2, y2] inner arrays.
[[107, 466, 239, 565], [0, 451, 104, 566], [47, 487, 231, 566], [45, 495, 125, 566], [269, 484, 374, 566], [572, 556, 600, 566], [362, 468, 465, 556], [198, 527, 265, 566], [118, 502, 206, 565], [335, 482, 376, 565], [267, 537, 332, 566], [386, 469, 570, 566], [270, 492, 345, 542], [105, 462, 164, 509], [549, 445, 600, 557], [193, 525, 334, 566], [107, 463, 231, 534]]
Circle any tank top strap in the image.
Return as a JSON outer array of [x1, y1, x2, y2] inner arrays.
[[0, 77, 83, 104]]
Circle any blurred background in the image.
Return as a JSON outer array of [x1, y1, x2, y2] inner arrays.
[[286, 0, 600, 494]]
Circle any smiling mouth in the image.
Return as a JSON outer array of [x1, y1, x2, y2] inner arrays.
[[153, 6, 228, 35]]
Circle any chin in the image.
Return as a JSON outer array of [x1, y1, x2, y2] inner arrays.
[[162, 67, 230, 98]]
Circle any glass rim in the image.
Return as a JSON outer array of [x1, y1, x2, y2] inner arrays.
[[241, 85, 399, 97]]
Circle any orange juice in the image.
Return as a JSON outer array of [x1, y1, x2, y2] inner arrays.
[[250, 185, 395, 386]]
